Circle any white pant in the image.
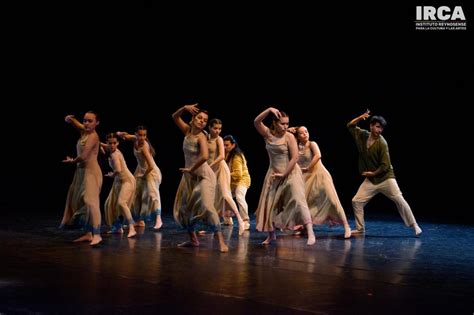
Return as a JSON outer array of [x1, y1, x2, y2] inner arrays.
[[233, 186, 249, 222], [352, 178, 417, 231]]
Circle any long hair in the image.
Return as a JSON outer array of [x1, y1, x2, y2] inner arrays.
[[223, 134, 244, 163]]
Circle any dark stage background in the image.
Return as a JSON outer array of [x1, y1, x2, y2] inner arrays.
[[3, 7, 473, 225]]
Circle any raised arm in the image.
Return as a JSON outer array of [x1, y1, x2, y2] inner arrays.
[[172, 104, 199, 135], [254, 107, 281, 137], [99, 142, 108, 155], [347, 109, 371, 128], [116, 131, 136, 142], [65, 115, 85, 132]]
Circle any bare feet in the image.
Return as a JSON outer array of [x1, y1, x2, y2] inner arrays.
[[127, 230, 137, 238], [223, 217, 234, 225], [153, 217, 163, 230], [216, 231, 229, 252], [219, 243, 229, 253], [262, 231, 276, 245], [238, 220, 245, 236], [305, 224, 316, 245], [90, 235, 102, 246], [73, 233, 93, 243], [344, 225, 352, 239], [413, 224, 422, 236], [177, 240, 199, 247], [244, 221, 251, 230]]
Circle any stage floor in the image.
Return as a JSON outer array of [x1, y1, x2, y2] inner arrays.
[[1, 213, 473, 314]]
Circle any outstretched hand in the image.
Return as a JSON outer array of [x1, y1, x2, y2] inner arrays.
[[62, 156, 74, 163], [64, 115, 74, 123]]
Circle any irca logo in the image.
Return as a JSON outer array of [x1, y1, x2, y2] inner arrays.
[[416, 6, 466, 20]]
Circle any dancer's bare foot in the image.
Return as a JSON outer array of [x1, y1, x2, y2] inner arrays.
[[244, 221, 251, 230], [219, 243, 229, 253], [344, 225, 352, 239], [216, 231, 229, 252], [134, 220, 145, 227], [238, 220, 245, 236], [90, 235, 102, 246], [223, 216, 234, 225], [262, 231, 276, 245], [305, 224, 316, 245], [307, 234, 316, 246], [177, 240, 199, 247], [153, 217, 163, 230], [413, 224, 422, 236], [127, 230, 137, 238], [73, 233, 93, 243]]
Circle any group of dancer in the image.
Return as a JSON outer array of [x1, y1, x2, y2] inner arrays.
[[59, 105, 422, 250]]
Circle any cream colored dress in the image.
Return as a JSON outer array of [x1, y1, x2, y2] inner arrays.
[[174, 134, 221, 231], [104, 149, 136, 226], [132, 142, 162, 221], [63, 133, 102, 229], [207, 136, 238, 216], [255, 131, 312, 232], [298, 142, 348, 225]]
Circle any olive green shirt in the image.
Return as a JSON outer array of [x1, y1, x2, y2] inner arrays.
[[347, 124, 395, 184]]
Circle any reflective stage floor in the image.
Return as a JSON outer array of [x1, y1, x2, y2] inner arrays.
[[1, 213, 473, 314]]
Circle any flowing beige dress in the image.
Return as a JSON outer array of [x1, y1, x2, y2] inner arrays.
[[174, 134, 221, 231], [298, 142, 347, 225], [255, 132, 312, 232], [63, 133, 102, 230], [132, 142, 162, 221]]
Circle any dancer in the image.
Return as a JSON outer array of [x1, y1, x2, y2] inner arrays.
[[116, 126, 163, 230], [223, 134, 251, 230], [292, 126, 351, 238], [207, 119, 246, 235], [347, 110, 422, 236], [102, 133, 137, 238], [254, 107, 315, 245], [60, 111, 102, 246], [172, 103, 229, 252]]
